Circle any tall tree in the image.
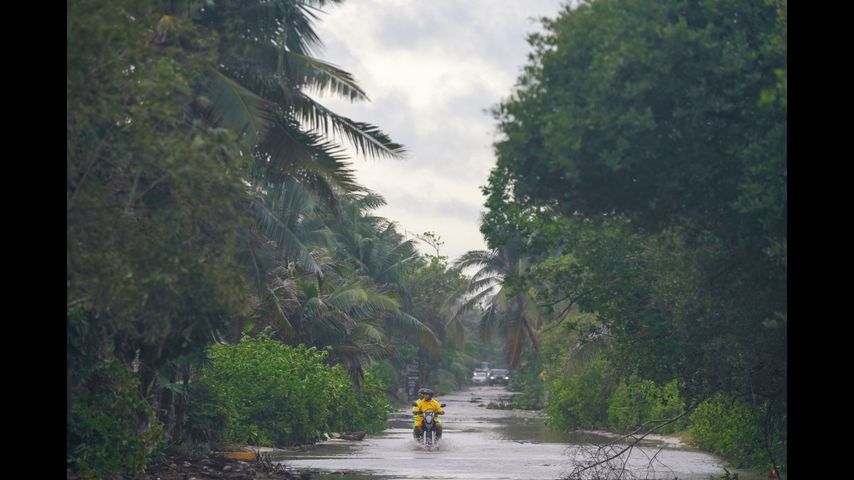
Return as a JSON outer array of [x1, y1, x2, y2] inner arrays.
[[68, 1, 256, 472], [482, 0, 786, 470], [186, 0, 406, 190], [487, 0, 786, 397], [68, 0, 410, 473], [453, 239, 542, 368]]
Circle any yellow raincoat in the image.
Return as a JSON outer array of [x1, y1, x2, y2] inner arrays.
[[412, 398, 444, 428]]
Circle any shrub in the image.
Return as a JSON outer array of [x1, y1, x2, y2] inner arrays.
[[67, 360, 164, 479], [689, 393, 765, 468], [546, 358, 611, 430], [507, 359, 545, 410], [607, 378, 687, 434], [191, 332, 391, 446]]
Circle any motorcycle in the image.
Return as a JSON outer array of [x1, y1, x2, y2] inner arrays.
[[414, 403, 446, 448]]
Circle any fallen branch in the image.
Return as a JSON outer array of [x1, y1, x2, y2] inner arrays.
[[563, 401, 699, 480]]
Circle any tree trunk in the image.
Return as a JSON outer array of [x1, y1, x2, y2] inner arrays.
[[516, 296, 540, 355]]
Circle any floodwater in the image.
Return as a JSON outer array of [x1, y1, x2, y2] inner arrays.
[[272, 386, 758, 480]]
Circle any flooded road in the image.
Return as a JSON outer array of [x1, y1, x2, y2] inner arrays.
[[272, 386, 750, 480]]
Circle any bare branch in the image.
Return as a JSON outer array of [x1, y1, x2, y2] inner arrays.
[[563, 401, 699, 480]]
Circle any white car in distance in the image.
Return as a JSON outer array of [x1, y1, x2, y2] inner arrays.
[[471, 370, 489, 384]]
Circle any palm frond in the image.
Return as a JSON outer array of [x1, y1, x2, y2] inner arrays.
[[354, 322, 386, 343], [303, 296, 327, 318], [233, 1, 326, 56], [479, 304, 498, 342], [453, 250, 501, 269], [207, 68, 276, 146], [302, 227, 336, 250], [326, 286, 369, 311], [452, 285, 499, 320], [469, 265, 506, 283], [344, 190, 387, 211], [222, 43, 367, 103], [326, 342, 368, 390], [347, 293, 401, 320], [386, 310, 440, 346], [259, 118, 361, 196], [464, 275, 503, 295], [371, 241, 419, 283], [241, 228, 277, 295], [291, 92, 406, 159], [319, 310, 356, 334], [266, 286, 297, 338], [286, 52, 368, 101], [252, 194, 322, 275], [360, 341, 396, 360]]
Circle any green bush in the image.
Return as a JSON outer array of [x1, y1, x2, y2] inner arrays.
[[67, 360, 164, 479], [607, 378, 687, 434], [327, 367, 393, 433], [689, 394, 765, 468], [186, 381, 235, 445], [507, 359, 545, 410], [192, 332, 390, 446], [545, 358, 611, 430]]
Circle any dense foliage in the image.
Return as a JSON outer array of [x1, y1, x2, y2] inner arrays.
[[68, 1, 468, 477], [68, 0, 786, 476], [191, 333, 391, 446], [473, 0, 786, 472]]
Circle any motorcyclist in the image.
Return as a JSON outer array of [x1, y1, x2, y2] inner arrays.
[[412, 388, 444, 440], [411, 387, 426, 430], [412, 387, 428, 408]]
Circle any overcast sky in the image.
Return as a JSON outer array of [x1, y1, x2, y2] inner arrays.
[[309, 1, 568, 261]]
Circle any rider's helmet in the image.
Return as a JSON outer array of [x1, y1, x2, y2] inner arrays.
[[422, 388, 434, 396], [418, 387, 427, 394]]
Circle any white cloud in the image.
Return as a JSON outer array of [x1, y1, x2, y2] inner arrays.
[[309, 0, 567, 260]]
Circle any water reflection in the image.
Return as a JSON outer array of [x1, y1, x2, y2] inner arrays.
[[279, 386, 759, 480]]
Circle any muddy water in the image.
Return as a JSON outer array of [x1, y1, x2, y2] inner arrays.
[[273, 386, 757, 480]]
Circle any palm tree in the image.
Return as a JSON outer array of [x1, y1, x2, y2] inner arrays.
[[170, 0, 410, 332], [186, 0, 406, 180], [332, 192, 421, 287], [251, 178, 334, 274], [259, 257, 440, 388], [452, 239, 541, 368]]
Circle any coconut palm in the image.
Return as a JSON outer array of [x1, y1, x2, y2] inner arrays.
[[452, 238, 541, 368], [332, 192, 420, 287], [188, 0, 406, 177], [258, 258, 439, 388], [176, 0, 409, 323]]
